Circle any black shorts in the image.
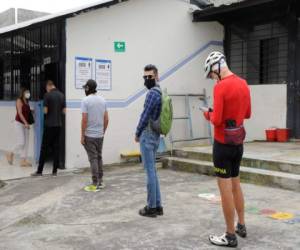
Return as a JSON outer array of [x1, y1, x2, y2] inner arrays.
[[213, 140, 244, 178]]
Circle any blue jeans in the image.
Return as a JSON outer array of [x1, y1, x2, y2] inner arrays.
[[140, 130, 161, 208]]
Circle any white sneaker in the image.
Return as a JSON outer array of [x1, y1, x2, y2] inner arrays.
[[97, 182, 105, 189], [209, 233, 238, 248]]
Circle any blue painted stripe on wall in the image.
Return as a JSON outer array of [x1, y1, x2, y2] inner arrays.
[[0, 101, 36, 108], [0, 41, 223, 109], [0, 101, 15, 107], [67, 40, 223, 109]]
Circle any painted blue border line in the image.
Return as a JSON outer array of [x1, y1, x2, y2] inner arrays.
[[74, 40, 222, 109], [0, 41, 222, 109], [0, 100, 36, 108], [159, 40, 223, 82], [107, 40, 222, 108], [0, 101, 15, 107]]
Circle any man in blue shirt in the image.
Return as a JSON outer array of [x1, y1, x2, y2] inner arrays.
[[135, 64, 163, 218]]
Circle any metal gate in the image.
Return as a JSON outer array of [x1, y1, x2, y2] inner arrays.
[[0, 19, 66, 165]]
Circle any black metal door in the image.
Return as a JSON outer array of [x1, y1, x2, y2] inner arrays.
[[287, 14, 300, 138], [289, 35, 300, 138]]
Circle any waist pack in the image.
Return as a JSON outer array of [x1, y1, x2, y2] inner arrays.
[[224, 125, 246, 145]]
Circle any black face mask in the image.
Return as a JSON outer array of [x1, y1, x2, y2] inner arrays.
[[144, 79, 156, 89]]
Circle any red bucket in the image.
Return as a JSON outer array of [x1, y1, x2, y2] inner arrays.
[[265, 129, 277, 142], [276, 128, 290, 142]]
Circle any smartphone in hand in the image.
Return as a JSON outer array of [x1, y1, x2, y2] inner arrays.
[[200, 106, 209, 112]]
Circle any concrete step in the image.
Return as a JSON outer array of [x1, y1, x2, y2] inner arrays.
[[0, 180, 5, 188], [162, 157, 300, 192], [172, 149, 300, 175]]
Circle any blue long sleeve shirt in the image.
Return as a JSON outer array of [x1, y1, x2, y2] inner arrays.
[[136, 87, 162, 138]]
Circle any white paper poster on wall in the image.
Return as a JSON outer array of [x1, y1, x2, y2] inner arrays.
[[75, 57, 93, 89], [95, 59, 112, 91]]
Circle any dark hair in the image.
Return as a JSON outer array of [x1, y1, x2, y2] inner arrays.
[[84, 79, 97, 94], [18, 87, 29, 102], [144, 64, 158, 75], [46, 80, 55, 87]]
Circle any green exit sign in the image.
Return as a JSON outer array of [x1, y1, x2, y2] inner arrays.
[[114, 41, 126, 52]]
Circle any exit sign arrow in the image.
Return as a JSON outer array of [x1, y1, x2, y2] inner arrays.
[[114, 41, 126, 52], [117, 43, 123, 49]]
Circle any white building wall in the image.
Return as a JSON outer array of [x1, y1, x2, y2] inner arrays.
[[65, 0, 223, 167], [0, 0, 288, 168], [245, 84, 287, 141]]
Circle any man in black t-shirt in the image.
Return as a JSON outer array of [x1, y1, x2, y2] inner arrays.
[[31, 80, 65, 176]]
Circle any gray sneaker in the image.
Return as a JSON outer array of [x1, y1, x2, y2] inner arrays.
[[31, 172, 43, 177]]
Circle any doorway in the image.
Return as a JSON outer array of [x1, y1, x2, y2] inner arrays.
[[41, 62, 66, 168]]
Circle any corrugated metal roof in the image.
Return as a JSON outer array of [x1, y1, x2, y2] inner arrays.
[[193, 0, 287, 22], [210, 0, 246, 7], [0, 0, 114, 35]]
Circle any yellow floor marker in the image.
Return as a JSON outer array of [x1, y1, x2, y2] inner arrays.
[[120, 150, 141, 157], [120, 150, 142, 162], [270, 212, 294, 220]]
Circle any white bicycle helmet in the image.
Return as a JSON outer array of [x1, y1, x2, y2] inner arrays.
[[204, 51, 226, 78]]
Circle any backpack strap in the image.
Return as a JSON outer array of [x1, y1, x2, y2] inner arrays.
[[151, 86, 162, 96]]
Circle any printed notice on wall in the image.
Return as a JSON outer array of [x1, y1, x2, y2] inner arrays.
[[75, 57, 93, 89], [95, 59, 112, 91]]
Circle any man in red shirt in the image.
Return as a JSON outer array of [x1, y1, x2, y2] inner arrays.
[[201, 51, 251, 248]]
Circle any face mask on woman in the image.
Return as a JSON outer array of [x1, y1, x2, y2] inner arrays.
[[24, 92, 31, 99]]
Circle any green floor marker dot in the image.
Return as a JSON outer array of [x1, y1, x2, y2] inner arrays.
[[246, 206, 260, 214]]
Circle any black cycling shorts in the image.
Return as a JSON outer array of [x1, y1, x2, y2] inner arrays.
[[213, 140, 244, 178]]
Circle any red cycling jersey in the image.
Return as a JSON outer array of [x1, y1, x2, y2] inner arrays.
[[204, 74, 251, 144]]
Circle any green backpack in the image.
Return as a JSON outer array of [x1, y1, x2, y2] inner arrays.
[[150, 87, 173, 136]]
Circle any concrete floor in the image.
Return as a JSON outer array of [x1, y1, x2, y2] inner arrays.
[[1, 142, 300, 181], [0, 151, 64, 180], [0, 165, 299, 250]]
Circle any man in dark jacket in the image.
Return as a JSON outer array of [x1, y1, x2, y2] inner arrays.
[[31, 80, 65, 177]]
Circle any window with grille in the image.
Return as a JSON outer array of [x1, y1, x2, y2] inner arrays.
[[228, 21, 288, 85], [260, 38, 280, 84], [0, 21, 62, 101]]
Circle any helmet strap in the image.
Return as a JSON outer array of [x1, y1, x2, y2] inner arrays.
[[210, 62, 222, 80], [217, 62, 221, 80]]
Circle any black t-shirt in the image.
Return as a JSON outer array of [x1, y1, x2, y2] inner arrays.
[[44, 89, 65, 127]]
